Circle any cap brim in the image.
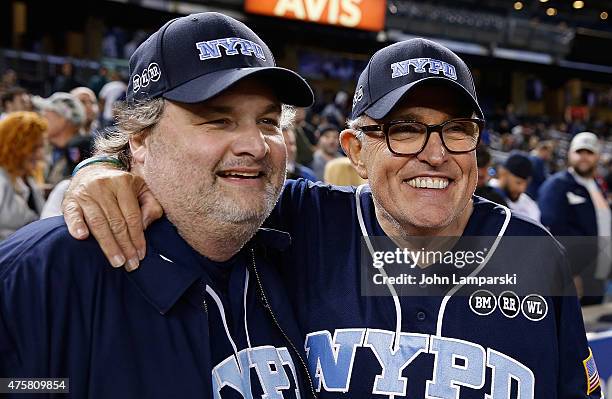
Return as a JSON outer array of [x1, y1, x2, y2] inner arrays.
[[570, 145, 599, 154], [364, 77, 484, 120], [163, 67, 314, 107]]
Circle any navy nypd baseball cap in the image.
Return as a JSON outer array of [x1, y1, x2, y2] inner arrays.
[[126, 12, 314, 107], [350, 38, 483, 120]]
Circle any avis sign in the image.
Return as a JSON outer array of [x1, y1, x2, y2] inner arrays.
[[245, 0, 386, 32]]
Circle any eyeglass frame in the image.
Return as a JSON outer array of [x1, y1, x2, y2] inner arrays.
[[357, 118, 485, 156]]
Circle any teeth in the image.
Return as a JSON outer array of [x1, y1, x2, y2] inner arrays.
[[220, 171, 260, 178], [406, 177, 449, 189]]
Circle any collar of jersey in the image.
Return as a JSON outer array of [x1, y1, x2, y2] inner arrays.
[[125, 216, 291, 314]]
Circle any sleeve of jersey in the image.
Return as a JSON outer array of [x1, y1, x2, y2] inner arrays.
[[0, 245, 51, 380], [556, 293, 603, 398], [264, 179, 301, 233], [264, 179, 348, 236]]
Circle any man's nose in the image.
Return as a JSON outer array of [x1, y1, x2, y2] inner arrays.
[[230, 123, 269, 160], [416, 131, 447, 166]]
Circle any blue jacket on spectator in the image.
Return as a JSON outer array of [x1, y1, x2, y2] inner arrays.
[[538, 170, 608, 304], [526, 155, 548, 200], [538, 170, 599, 237]]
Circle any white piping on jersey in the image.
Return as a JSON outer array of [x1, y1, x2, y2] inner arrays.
[[244, 269, 252, 349], [355, 185, 512, 344], [205, 269, 253, 372], [159, 254, 174, 263], [435, 202, 511, 336], [355, 184, 403, 351]]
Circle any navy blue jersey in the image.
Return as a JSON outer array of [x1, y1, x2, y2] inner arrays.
[[266, 179, 601, 399], [0, 216, 314, 398]]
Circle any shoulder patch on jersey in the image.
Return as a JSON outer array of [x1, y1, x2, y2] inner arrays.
[[583, 347, 601, 395]]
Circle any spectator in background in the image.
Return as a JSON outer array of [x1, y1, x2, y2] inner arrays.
[[539, 132, 611, 305], [474, 146, 507, 206], [0, 87, 32, 119], [53, 62, 81, 93], [282, 127, 316, 181], [1, 87, 31, 113], [321, 91, 348, 127], [323, 156, 365, 186], [297, 107, 317, 145], [0, 112, 47, 240], [88, 66, 108, 96], [40, 135, 93, 219], [71, 87, 100, 136], [604, 155, 612, 203], [34, 92, 86, 186], [0, 69, 18, 94], [123, 31, 148, 60], [310, 124, 341, 180], [490, 152, 540, 222], [98, 70, 127, 128], [293, 108, 315, 166], [526, 140, 553, 200]]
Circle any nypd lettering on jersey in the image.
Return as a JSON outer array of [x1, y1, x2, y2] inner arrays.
[[391, 57, 457, 80], [212, 346, 300, 398], [196, 37, 266, 61], [305, 329, 534, 398]]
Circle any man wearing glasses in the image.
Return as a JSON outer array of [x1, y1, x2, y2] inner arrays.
[[62, 39, 599, 398]]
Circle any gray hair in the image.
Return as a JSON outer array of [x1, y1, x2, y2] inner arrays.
[[95, 99, 296, 169], [94, 98, 165, 169], [347, 115, 369, 142]]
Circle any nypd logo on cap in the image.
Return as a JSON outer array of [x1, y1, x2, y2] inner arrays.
[[350, 38, 483, 120], [126, 12, 313, 107]]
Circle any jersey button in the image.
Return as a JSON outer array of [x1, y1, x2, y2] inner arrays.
[[416, 311, 427, 321]]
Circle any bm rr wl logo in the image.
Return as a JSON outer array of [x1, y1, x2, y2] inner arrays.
[[521, 294, 548, 321], [469, 290, 497, 316], [132, 62, 161, 93], [469, 290, 548, 321]]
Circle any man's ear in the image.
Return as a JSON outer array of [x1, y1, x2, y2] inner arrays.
[[129, 131, 148, 167], [340, 129, 368, 179]]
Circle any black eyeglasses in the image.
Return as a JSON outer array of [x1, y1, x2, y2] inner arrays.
[[359, 118, 484, 156]]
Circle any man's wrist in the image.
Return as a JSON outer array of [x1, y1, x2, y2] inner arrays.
[[72, 156, 127, 176]]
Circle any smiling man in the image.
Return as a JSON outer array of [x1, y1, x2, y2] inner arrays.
[[62, 39, 599, 398], [0, 13, 316, 398]]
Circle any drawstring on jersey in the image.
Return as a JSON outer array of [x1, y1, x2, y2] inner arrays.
[[205, 267, 253, 372], [355, 184, 403, 351]]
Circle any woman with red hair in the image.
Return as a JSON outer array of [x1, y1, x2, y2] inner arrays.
[[0, 111, 47, 240]]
